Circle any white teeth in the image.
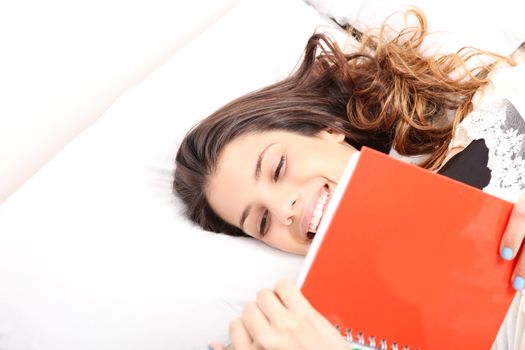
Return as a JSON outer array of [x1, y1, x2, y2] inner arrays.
[[308, 188, 329, 234]]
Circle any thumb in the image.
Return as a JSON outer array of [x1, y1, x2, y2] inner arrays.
[[208, 341, 228, 350]]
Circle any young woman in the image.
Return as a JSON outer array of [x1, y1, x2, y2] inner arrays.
[[173, 9, 525, 350]]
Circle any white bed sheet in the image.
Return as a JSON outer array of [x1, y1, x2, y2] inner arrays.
[[0, 0, 347, 348], [0, 0, 239, 203]]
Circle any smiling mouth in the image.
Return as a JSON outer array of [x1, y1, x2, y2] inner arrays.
[[306, 185, 330, 240]]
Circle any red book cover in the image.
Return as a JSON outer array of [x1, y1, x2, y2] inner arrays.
[[297, 147, 516, 349]]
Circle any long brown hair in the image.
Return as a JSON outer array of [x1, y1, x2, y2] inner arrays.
[[174, 9, 514, 237]]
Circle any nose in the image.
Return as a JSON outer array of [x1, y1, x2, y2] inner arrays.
[[265, 188, 299, 226]]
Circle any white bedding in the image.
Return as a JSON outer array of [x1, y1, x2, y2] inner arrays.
[[305, 0, 525, 56], [0, 0, 524, 349], [0, 0, 239, 203], [0, 0, 344, 348]]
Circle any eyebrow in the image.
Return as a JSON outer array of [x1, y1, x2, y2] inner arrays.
[[239, 142, 276, 230]]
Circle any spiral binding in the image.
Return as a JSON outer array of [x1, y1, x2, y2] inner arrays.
[[335, 326, 420, 350]]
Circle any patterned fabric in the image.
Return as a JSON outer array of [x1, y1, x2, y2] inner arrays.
[[450, 99, 525, 202]]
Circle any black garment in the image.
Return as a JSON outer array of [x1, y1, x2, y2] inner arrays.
[[437, 139, 491, 190]]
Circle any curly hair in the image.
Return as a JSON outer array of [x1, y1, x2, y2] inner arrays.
[[173, 8, 514, 237]]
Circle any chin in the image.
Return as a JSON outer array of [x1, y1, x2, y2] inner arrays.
[[277, 245, 309, 256], [296, 243, 311, 256], [272, 241, 312, 256]]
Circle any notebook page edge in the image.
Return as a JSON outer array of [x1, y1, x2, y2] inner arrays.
[[296, 150, 361, 287]]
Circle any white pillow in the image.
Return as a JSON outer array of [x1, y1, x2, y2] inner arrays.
[[305, 0, 525, 56], [0, 0, 351, 349], [0, 0, 239, 203]]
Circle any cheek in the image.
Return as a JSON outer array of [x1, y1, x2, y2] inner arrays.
[[298, 147, 338, 178], [310, 143, 349, 181], [263, 226, 295, 248]]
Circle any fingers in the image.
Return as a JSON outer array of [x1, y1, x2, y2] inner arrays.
[[500, 193, 525, 260], [225, 280, 336, 350], [241, 302, 271, 344], [229, 318, 252, 350], [255, 288, 287, 323], [273, 279, 313, 312], [208, 341, 228, 350], [227, 292, 283, 350], [500, 193, 525, 290], [512, 250, 525, 291]]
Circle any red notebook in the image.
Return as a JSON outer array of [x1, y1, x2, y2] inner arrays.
[[297, 147, 516, 350]]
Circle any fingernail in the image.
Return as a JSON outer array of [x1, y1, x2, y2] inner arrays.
[[501, 247, 513, 260], [513, 276, 525, 291]]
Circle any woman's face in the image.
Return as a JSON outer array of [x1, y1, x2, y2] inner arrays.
[[206, 129, 357, 255]]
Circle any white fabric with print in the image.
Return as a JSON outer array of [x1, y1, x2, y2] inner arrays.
[[451, 99, 525, 203]]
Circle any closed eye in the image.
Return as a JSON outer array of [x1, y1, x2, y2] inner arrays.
[[260, 154, 286, 236], [259, 210, 269, 236], [273, 155, 286, 182]]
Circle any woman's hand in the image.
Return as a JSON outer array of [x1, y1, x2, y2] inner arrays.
[[500, 192, 525, 290], [209, 279, 349, 350]]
